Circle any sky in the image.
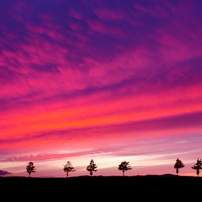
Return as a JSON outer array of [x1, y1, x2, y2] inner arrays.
[[0, 0, 202, 177]]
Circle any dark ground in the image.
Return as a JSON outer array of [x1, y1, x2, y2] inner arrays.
[[1, 175, 201, 198]]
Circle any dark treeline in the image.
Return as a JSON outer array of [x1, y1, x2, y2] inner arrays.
[[1, 158, 202, 178], [23, 158, 202, 178]]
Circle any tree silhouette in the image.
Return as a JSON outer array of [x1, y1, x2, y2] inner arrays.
[[174, 158, 184, 176], [26, 162, 36, 177], [192, 159, 202, 177], [86, 159, 97, 176], [118, 161, 132, 176], [63, 161, 75, 177]]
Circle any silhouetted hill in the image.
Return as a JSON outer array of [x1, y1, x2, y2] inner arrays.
[[1, 175, 201, 198]]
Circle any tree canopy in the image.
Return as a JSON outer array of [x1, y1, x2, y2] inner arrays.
[[192, 159, 202, 177], [86, 159, 97, 176], [63, 161, 75, 177], [174, 158, 185, 175], [118, 161, 132, 176], [26, 162, 36, 177]]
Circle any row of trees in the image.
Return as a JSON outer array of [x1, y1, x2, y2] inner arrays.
[[174, 158, 202, 177], [26, 160, 132, 177], [26, 158, 202, 178]]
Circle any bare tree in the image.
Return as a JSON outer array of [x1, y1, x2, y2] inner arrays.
[[192, 159, 202, 177], [86, 159, 97, 176], [174, 158, 185, 176], [118, 161, 132, 176], [26, 162, 36, 177], [63, 161, 75, 177]]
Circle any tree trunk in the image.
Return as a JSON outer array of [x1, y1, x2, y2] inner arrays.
[[197, 169, 199, 177], [176, 168, 179, 176], [123, 170, 125, 176], [66, 171, 69, 178]]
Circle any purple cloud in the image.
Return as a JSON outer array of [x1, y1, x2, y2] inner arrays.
[[0, 170, 11, 175]]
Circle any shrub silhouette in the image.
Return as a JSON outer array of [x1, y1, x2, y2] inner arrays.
[[192, 159, 202, 177], [86, 159, 97, 176], [174, 158, 184, 176], [118, 161, 132, 176], [63, 161, 75, 177], [26, 162, 36, 177]]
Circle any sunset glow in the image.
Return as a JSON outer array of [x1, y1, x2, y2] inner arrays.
[[0, 0, 202, 177]]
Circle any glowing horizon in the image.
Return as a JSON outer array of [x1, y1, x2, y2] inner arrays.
[[0, 0, 202, 177]]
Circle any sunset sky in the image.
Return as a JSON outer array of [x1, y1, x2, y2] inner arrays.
[[0, 0, 202, 177]]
